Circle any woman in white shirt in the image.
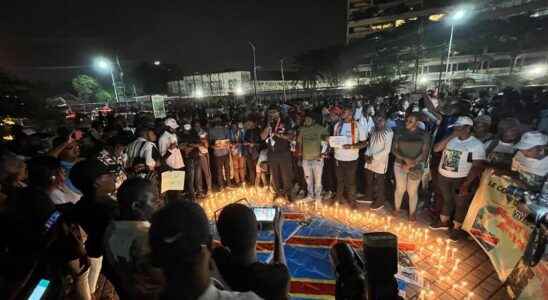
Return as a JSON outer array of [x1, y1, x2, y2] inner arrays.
[[511, 131, 548, 192]]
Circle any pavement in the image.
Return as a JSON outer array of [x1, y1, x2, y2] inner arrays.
[[389, 208, 511, 300]]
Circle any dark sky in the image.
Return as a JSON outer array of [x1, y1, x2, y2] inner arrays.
[[0, 0, 346, 84]]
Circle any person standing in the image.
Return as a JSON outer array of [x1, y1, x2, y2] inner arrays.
[[298, 111, 329, 203], [243, 119, 261, 186], [209, 117, 231, 190], [391, 112, 430, 221], [431, 116, 485, 240], [179, 122, 201, 198], [261, 105, 294, 202], [363, 113, 393, 210], [230, 121, 246, 187], [158, 118, 185, 172], [332, 106, 368, 207]]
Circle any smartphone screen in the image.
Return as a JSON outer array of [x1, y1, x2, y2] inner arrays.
[[28, 279, 50, 300], [253, 207, 277, 222]]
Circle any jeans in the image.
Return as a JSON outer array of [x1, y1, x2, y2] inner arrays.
[[213, 154, 230, 188], [245, 157, 258, 185], [394, 163, 421, 215], [184, 159, 196, 196], [322, 155, 337, 193], [438, 175, 468, 224], [335, 160, 358, 203], [365, 169, 386, 204], [197, 154, 212, 193], [302, 159, 324, 199]]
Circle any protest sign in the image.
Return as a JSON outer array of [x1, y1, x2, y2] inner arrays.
[[151, 95, 166, 119], [328, 136, 349, 149], [161, 170, 185, 193], [463, 170, 534, 280]]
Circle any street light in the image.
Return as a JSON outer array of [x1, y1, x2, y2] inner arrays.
[[94, 56, 119, 103], [195, 88, 204, 98], [248, 41, 258, 102], [235, 86, 245, 96], [525, 64, 548, 78], [344, 79, 356, 90], [444, 7, 470, 83]]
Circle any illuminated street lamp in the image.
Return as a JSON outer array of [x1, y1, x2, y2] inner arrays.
[[94, 56, 119, 103], [344, 79, 356, 90], [195, 88, 204, 98], [444, 7, 471, 80], [235, 86, 245, 96], [525, 64, 548, 78]]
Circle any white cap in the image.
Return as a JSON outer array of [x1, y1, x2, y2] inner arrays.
[[449, 116, 474, 128], [515, 131, 548, 150], [164, 118, 179, 129]]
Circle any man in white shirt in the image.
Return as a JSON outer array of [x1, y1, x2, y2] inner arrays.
[[363, 114, 393, 210], [158, 118, 185, 171], [126, 126, 160, 173], [431, 116, 486, 240], [332, 107, 368, 207]]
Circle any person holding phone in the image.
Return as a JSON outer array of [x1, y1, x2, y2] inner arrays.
[[213, 203, 290, 299]]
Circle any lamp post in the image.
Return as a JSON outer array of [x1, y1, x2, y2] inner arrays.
[[444, 9, 467, 85], [94, 57, 119, 103], [249, 41, 258, 102], [280, 58, 287, 102]]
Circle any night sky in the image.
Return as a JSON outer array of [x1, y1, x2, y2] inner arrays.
[[0, 0, 346, 84]]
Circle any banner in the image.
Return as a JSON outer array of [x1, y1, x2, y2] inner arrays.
[[463, 170, 534, 280], [151, 95, 166, 119], [160, 170, 185, 193]]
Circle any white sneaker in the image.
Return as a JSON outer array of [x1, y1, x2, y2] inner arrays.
[[300, 197, 315, 203]]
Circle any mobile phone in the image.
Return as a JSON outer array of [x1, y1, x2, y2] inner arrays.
[[28, 279, 50, 300], [252, 207, 278, 222], [44, 211, 61, 234]]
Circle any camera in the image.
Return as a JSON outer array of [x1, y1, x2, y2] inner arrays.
[[505, 179, 548, 267], [331, 232, 402, 300]]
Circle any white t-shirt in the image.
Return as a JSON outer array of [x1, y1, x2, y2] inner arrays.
[[439, 136, 486, 178], [159, 131, 185, 170], [511, 152, 548, 191], [49, 184, 82, 205], [365, 129, 394, 174], [333, 121, 367, 161]]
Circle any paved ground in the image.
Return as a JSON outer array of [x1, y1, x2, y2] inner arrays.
[[391, 209, 512, 300]]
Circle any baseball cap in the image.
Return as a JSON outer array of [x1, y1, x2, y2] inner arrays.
[[69, 159, 116, 194], [149, 202, 212, 268], [164, 118, 179, 129], [449, 116, 474, 128], [515, 131, 548, 150]]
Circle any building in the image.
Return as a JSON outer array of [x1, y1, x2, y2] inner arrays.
[[166, 70, 330, 97], [346, 0, 548, 44], [346, 0, 451, 43]]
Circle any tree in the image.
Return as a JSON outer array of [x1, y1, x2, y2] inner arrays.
[[95, 89, 113, 103], [72, 74, 100, 101]]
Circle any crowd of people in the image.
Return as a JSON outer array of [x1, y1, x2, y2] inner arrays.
[[0, 87, 547, 299]]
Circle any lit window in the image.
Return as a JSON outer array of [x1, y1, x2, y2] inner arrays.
[[429, 14, 446, 22], [395, 19, 406, 27]]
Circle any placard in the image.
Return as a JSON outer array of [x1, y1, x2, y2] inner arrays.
[[328, 136, 349, 149], [151, 95, 167, 119], [160, 170, 185, 193]]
